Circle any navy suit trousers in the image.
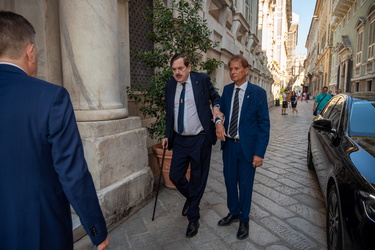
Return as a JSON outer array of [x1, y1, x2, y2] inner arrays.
[[223, 139, 256, 222], [169, 133, 211, 222]]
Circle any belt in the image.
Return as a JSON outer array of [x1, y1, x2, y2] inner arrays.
[[226, 136, 240, 142], [177, 131, 206, 137]]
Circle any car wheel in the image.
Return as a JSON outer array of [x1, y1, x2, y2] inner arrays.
[[327, 186, 343, 250], [307, 138, 314, 170]]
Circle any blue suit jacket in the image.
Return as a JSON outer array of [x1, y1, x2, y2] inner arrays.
[[165, 72, 220, 150], [220, 82, 270, 162], [0, 64, 107, 249]]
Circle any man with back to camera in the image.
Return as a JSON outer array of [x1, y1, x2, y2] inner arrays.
[[216, 55, 270, 240], [0, 11, 109, 249], [162, 53, 222, 238]]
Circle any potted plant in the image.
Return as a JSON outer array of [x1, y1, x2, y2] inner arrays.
[[127, 0, 222, 188]]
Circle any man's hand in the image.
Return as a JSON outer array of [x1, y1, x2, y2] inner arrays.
[[213, 106, 224, 121], [97, 236, 109, 250], [162, 138, 168, 149], [215, 122, 226, 141], [252, 155, 263, 168]]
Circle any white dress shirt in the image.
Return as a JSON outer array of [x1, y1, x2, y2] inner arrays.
[[228, 82, 248, 139], [174, 74, 204, 135]]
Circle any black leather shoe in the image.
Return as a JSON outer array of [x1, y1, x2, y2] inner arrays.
[[218, 213, 239, 226], [186, 221, 199, 238], [237, 221, 249, 240], [182, 200, 190, 216]]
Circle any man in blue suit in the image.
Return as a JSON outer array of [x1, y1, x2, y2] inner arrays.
[[0, 11, 109, 249], [216, 55, 270, 240], [162, 54, 221, 238]]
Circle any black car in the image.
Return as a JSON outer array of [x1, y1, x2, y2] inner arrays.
[[307, 92, 375, 250]]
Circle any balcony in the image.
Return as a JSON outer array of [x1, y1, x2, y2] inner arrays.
[[332, 0, 355, 19]]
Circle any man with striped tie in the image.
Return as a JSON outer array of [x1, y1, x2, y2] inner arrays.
[[215, 55, 270, 240]]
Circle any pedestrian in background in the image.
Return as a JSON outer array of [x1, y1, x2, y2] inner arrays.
[[313, 86, 332, 116], [215, 55, 270, 240], [0, 11, 109, 250], [290, 91, 298, 114], [162, 53, 222, 238], [281, 90, 288, 115]]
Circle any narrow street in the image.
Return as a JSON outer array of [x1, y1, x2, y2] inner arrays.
[[77, 100, 327, 250]]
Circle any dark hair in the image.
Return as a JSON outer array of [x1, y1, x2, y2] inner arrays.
[[228, 54, 249, 68], [0, 11, 35, 59], [170, 54, 191, 67], [322, 86, 328, 89]]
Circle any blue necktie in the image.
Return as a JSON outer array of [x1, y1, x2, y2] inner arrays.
[[229, 88, 240, 138], [178, 83, 186, 134]]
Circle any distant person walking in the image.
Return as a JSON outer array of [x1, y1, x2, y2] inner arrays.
[[281, 90, 288, 115], [305, 92, 310, 103], [290, 91, 298, 114]]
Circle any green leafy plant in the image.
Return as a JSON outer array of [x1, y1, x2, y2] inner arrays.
[[127, 0, 222, 141]]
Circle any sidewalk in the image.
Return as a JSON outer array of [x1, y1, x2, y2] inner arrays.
[[76, 99, 326, 250]]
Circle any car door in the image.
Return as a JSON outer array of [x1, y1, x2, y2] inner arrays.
[[313, 96, 345, 196]]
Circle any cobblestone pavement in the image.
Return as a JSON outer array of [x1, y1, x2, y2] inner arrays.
[[77, 99, 327, 250]]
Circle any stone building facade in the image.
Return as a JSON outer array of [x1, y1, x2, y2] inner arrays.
[[201, 0, 274, 106], [305, 0, 375, 96], [258, 0, 294, 101]]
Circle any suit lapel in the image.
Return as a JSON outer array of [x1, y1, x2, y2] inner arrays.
[[190, 73, 200, 107], [226, 83, 235, 115], [239, 82, 252, 123], [169, 80, 178, 116]]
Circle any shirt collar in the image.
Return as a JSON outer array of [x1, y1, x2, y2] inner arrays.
[[234, 81, 248, 91], [179, 74, 191, 86], [0, 62, 27, 74]]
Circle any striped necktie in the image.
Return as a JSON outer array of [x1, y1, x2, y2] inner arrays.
[[229, 88, 240, 138]]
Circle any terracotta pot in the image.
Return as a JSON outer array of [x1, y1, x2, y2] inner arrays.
[[151, 143, 191, 189]]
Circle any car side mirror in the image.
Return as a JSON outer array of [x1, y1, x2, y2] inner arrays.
[[312, 119, 335, 133]]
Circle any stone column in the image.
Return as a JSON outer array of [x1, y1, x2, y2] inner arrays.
[[59, 0, 127, 121], [59, 0, 153, 238]]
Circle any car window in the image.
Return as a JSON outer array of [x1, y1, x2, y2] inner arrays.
[[328, 97, 344, 130], [321, 96, 340, 119], [349, 100, 375, 136]]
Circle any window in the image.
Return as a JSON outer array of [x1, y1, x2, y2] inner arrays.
[[367, 81, 372, 91], [354, 1, 358, 14], [368, 15, 375, 60], [245, 0, 250, 22], [321, 98, 337, 119], [356, 30, 363, 65], [321, 96, 344, 131], [350, 100, 375, 136], [329, 97, 344, 130], [356, 82, 360, 92]]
